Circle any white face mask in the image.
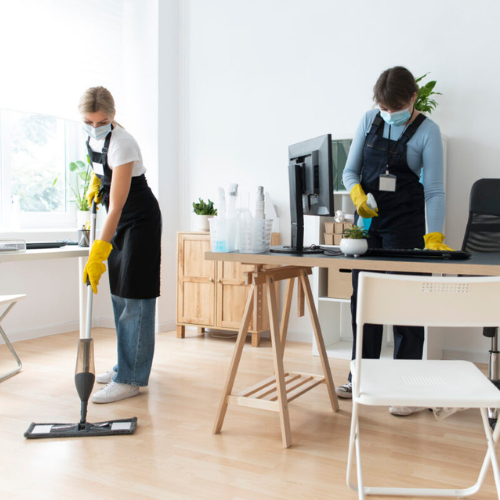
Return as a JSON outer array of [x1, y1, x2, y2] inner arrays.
[[83, 122, 112, 140]]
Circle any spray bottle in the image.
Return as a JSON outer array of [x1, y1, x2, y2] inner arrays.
[[227, 183, 238, 218], [255, 186, 265, 219]]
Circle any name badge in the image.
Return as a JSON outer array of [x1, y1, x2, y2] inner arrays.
[[379, 174, 397, 192], [93, 162, 104, 176]]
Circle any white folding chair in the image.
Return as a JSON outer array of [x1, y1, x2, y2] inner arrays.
[[0, 294, 26, 382], [347, 273, 500, 499]]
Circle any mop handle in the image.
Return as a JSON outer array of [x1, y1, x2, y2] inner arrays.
[[84, 200, 98, 341]]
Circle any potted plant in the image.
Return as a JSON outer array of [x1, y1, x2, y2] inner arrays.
[[192, 198, 217, 231], [415, 73, 441, 114], [340, 225, 369, 257], [53, 159, 92, 228]]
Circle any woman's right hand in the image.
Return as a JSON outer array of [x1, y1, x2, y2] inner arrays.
[[86, 172, 102, 208], [350, 184, 378, 219]]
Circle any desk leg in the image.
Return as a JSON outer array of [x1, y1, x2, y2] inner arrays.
[[300, 271, 339, 412], [279, 277, 295, 359], [266, 275, 292, 448], [213, 284, 255, 435], [78, 256, 87, 339], [0, 303, 22, 382]]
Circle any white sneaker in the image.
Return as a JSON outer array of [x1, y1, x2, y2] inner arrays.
[[96, 370, 117, 384], [91, 381, 139, 404], [389, 406, 427, 416], [335, 381, 353, 399]]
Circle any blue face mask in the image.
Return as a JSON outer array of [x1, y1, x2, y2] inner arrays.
[[83, 122, 112, 140], [380, 106, 412, 127]]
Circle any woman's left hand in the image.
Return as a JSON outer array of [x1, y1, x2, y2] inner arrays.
[[424, 232, 455, 251]]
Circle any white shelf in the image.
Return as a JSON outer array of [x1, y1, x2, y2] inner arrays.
[[313, 340, 394, 361], [318, 296, 350, 304]]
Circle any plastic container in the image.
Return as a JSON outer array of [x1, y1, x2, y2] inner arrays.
[[78, 229, 90, 247], [209, 218, 238, 252], [238, 219, 273, 253], [0, 238, 26, 252]]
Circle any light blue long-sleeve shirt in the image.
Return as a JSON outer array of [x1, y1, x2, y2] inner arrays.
[[342, 109, 445, 234]]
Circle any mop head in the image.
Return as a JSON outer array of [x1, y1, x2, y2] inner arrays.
[[24, 417, 137, 439]]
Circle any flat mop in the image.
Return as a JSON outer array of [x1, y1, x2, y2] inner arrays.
[[24, 201, 137, 439]]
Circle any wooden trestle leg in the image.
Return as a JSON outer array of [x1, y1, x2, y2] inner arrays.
[[213, 284, 255, 434], [213, 266, 338, 447]]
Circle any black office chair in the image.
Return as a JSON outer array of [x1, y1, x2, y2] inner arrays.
[[461, 178, 500, 426]]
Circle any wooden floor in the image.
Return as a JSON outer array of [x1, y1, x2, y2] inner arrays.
[[0, 328, 498, 500]]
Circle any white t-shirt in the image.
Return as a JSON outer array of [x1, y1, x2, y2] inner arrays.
[[88, 125, 146, 177]]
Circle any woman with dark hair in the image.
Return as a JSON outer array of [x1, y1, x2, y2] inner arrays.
[[336, 66, 452, 416]]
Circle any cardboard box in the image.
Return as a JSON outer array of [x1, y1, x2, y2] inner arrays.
[[343, 222, 353, 230], [334, 222, 344, 233], [324, 222, 335, 234], [334, 233, 343, 245], [324, 233, 344, 245], [328, 268, 353, 299]]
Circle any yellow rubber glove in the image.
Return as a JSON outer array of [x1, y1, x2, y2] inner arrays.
[[86, 172, 102, 208], [350, 184, 378, 219], [424, 232, 455, 251], [83, 240, 113, 294]]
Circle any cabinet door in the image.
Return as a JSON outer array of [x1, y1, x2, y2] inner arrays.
[[216, 261, 255, 330], [177, 234, 215, 326]]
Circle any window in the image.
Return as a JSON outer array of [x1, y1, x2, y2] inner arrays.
[[0, 0, 126, 230], [0, 110, 86, 229]]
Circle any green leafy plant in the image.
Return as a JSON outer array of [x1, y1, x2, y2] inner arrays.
[[415, 73, 442, 114], [342, 225, 369, 239], [192, 198, 217, 216], [53, 158, 91, 211]]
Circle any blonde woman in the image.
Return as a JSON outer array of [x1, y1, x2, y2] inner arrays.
[[80, 86, 161, 404]]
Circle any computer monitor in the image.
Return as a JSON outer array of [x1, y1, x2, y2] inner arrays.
[[271, 134, 334, 254]]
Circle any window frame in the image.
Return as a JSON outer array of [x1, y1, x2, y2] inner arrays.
[[0, 109, 87, 231]]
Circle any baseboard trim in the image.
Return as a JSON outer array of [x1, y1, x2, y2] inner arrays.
[[285, 330, 313, 344], [157, 321, 177, 333], [0, 321, 80, 344], [442, 348, 489, 364]]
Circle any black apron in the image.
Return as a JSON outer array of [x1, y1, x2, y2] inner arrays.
[[86, 127, 162, 299], [348, 112, 428, 372], [359, 112, 427, 249]]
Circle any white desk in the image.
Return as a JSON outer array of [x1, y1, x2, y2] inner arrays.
[[0, 246, 90, 337]]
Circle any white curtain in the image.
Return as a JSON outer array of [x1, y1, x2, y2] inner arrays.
[[0, 0, 125, 121]]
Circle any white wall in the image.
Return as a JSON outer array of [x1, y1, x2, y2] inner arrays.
[[181, 0, 500, 358]]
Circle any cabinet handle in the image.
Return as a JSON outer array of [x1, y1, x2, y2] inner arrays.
[[217, 279, 222, 283], [209, 278, 214, 282]]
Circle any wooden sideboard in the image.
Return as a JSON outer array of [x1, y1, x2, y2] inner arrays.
[[176, 231, 280, 347]]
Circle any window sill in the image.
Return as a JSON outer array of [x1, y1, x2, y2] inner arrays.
[[0, 228, 82, 240]]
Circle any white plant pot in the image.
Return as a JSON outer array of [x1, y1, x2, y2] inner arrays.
[[76, 210, 91, 230], [340, 238, 368, 258], [196, 215, 213, 231]]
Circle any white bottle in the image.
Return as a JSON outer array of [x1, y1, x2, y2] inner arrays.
[[227, 183, 238, 218], [255, 186, 265, 219], [217, 187, 226, 219]]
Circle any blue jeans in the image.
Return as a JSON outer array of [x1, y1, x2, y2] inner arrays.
[[111, 295, 156, 387]]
